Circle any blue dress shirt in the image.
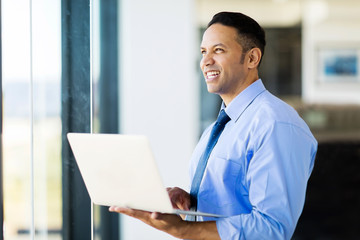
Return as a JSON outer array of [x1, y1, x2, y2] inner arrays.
[[189, 79, 318, 240]]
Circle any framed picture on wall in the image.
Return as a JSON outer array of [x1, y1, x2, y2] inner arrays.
[[317, 46, 360, 83]]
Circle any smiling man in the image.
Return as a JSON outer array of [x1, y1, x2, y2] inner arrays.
[[110, 12, 317, 240]]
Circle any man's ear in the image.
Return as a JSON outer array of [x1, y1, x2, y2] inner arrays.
[[247, 48, 262, 69]]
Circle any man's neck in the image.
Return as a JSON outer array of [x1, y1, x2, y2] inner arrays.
[[221, 74, 259, 106]]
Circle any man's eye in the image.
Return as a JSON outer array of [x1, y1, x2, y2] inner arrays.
[[201, 50, 206, 55], [215, 48, 224, 53]]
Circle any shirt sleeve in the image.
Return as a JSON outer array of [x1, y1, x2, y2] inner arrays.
[[216, 122, 317, 240]]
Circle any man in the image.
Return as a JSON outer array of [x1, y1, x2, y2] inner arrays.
[[110, 12, 317, 240]]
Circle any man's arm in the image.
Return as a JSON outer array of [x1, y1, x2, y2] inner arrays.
[[109, 206, 220, 240]]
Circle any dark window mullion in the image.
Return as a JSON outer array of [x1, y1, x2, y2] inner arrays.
[[61, 0, 91, 239], [98, 0, 120, 239]]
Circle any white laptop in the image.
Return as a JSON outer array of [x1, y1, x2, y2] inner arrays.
[[67, 133, 224, 218]]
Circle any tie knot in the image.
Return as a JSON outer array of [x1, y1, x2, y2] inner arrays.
[[217, 109, 231, 125]]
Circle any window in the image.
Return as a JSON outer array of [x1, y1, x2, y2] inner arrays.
[[1, 0, 119, 239]]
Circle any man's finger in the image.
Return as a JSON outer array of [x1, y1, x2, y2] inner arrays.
[[109, 206, 148, 218], [109, 206, 131, 214]]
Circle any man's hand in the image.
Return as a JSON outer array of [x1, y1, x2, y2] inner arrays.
[[109, 206, 220, 240], [109, 206, 189, 239], [109, 187, 221, 240], [166, 187, 191, 211]]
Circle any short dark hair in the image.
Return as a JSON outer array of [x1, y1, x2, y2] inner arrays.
[[208, 12, 266, 65]]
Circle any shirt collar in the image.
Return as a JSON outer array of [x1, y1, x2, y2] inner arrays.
[[221, 79, 266, 122]]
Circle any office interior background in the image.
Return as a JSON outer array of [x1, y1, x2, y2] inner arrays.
[[1, 0, 360, 239]]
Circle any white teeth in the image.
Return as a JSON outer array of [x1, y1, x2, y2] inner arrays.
[[206, 71, 220, 78]]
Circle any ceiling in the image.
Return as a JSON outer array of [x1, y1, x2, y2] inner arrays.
[[196, 0, 303, 27]]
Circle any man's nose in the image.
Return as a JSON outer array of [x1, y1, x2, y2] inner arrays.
[[201, 53, 215, 68]]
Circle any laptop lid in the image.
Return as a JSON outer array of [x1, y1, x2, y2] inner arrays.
[[67, 133, 174, 213]]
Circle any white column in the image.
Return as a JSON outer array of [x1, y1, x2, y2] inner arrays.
[[119, 0, 198, 239]]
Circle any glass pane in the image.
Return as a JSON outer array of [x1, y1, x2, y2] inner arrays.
[[2, 0, 32, 238], [32, 0, 62, 239], [2, 0, 62, 239], [92, 0, 102, 239]]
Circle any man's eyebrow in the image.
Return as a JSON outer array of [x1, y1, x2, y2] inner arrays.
[[200, 43, 227, 49]]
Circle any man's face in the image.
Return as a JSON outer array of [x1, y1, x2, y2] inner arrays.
[[200, 23, 249, 103]]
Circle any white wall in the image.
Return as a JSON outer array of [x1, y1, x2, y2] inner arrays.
[[302, 0, 360, 104], [119, 0, 198, 239]]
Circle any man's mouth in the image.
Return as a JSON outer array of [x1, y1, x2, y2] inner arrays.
[[206, 71, 220, 79]]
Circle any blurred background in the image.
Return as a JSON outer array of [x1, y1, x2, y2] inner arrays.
[[1, 0, 359, 239]]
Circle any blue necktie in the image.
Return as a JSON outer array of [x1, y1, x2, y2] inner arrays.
[[188, 109, 230, 220]]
